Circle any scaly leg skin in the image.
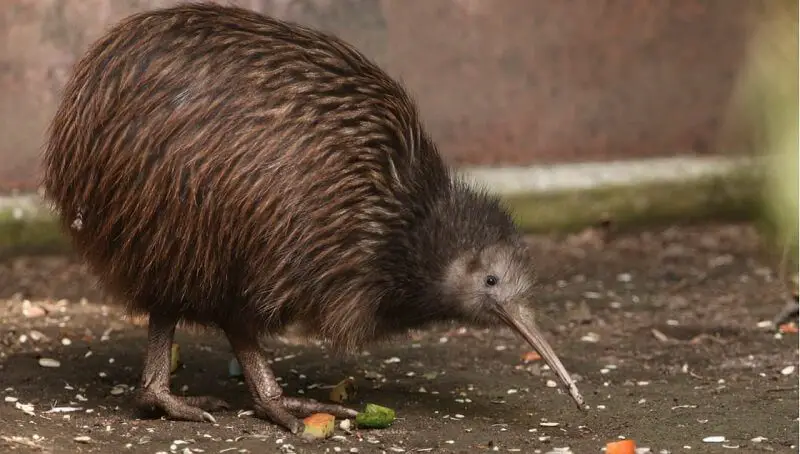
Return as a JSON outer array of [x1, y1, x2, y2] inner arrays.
[[135, 314, 230, 423], [226, 331, 358, 434]]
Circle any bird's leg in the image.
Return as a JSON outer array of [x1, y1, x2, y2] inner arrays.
[[135, 314, 229, 423], [225, 331, 358, 434]]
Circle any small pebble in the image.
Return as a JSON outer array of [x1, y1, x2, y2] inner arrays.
[[110, 386, 126, 396], [22, 302, 47, 318], [444, 440, 455, 444], [616, 273, 632, 282], [384, 357, 401, 364], [545, 380, 557, 388], [781, 365, 795, 375], [73, 436, 91, 444], [4, 396, 18, 403], [38, 358, 61, 368], [580, 332, 600, 343], [61, 338, 72, 346], [339, 419, 352, 431], [751, 436, 767, 443], [539, 422, 559, 427]]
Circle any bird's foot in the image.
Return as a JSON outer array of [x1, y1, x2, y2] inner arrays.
[[136, 388, 230, 423], [224, 331, 358, 434], [136, 315, 230, 423], [253, 396, 358, 434]]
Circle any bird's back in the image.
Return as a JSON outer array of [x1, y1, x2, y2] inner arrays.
[[42, 3, 450, 345]]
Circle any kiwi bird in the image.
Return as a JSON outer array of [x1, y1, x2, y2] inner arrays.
[[42, 2, 585, 434]]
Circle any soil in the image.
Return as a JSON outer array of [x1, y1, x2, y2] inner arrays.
[[0, 223, 797, 454]]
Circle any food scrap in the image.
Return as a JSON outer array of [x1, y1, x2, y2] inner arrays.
[[170, 343, 180, 373], [329, 378, 357, 404], [301, 413, 335, 439], [355, 403, 396, 429], [521, 351, 542, 362], [779, 322, 798, 334], [605, 438, 636, 454]]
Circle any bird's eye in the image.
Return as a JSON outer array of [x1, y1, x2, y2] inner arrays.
[[485, 275, 498, 287]]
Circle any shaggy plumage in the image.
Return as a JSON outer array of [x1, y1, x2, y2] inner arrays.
[[42, 2, 583, 434]]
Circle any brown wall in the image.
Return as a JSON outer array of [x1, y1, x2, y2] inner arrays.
[[0, 0, 758, 193]]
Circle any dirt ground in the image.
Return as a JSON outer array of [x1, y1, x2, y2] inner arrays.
[[0, 222, 797, 454]]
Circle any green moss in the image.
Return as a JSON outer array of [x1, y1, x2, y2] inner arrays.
[[0, 210, 71, 259], [501, 169, 762, 234]]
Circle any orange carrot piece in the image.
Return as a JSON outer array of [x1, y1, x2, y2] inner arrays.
[[606, 439, 636, 454], [521, 351, 542, 362]]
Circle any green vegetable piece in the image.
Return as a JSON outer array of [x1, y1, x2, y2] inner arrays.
[[355, 403, 396, 429], [170, 343, 180, 373]]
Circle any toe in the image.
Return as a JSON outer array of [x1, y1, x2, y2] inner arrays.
[[182, 396, 231, 412], [201, 411, 217, 424], [281, 397, 358, 418], [136, 389, 219, 423]]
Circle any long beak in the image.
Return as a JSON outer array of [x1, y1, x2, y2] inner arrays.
[[494, 305, 586, 410]]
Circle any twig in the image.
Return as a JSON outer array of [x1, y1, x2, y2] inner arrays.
[[765, 386, 799, 393]]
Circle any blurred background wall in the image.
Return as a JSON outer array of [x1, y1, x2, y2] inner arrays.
[[0, 0, 764, 193]]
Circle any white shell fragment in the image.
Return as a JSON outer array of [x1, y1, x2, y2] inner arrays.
[[580, 332, 600, 343], [702, 436, 727, 443], [38, 358, 61, 368]]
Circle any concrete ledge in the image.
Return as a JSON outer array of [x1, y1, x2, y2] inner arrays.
[[455, 156, 762, 233], [0, 156, 763, 258]]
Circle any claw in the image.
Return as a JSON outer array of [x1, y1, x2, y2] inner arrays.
[[290, 421, 305, 435], [202, 411, 217, 424]]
